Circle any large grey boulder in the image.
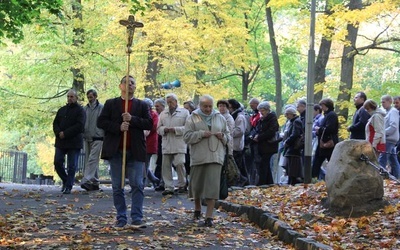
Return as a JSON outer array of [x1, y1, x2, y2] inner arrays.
[[324, 139, 386, 217]]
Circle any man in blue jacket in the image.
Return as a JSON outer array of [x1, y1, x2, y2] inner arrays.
[[53, 89, 85, 194]]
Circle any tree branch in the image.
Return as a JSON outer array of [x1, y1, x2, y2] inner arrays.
[[208, 72, 242, 82], [0, 87, 69, 100], [357, 37, 400, 54]]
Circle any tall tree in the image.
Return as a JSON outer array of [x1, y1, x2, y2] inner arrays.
[[313, 1, 334, 104], [336, 0, 363, 122], [71, 0, 85, 98], [265, 0, 282, 116]]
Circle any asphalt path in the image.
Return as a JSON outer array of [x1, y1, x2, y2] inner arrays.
[[0, 183, 289, 249]]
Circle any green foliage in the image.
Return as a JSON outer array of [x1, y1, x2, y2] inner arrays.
[[0, 0, 63, 43]]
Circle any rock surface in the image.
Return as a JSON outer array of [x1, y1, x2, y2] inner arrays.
[[324, 139, 386, 217]]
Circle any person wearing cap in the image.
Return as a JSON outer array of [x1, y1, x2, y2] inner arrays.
[[312, 98, 339, 180], [282, 106, 303, 185], [97, 75, 153, 228], [143, 98, 160, 189], [81, 89, 104, 191]]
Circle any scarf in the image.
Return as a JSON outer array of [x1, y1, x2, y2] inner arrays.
[[231, 107, 243, 120], [197, 109, 215, 127]]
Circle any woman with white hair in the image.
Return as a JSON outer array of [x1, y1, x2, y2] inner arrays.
[[282, 106, 303, 185], [184, 95, 230, 227], [252, 101, 279, 185]]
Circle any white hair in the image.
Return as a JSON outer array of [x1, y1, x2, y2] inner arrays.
[[199, 95, 214, 104], [257, 101, 271, 111], [165, 93, 178, 102]]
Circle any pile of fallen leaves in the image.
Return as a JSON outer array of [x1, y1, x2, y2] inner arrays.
[[226, 180, 400, 249]]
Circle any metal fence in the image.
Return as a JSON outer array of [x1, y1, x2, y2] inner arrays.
[[0, 149, 28, 183]]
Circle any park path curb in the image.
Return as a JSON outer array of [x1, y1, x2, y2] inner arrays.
[[215, 193, 332, 250]]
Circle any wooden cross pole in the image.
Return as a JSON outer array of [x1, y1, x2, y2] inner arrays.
[[119, 15, 143, 189]]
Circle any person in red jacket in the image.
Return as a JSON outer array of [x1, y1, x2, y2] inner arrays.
[[143, 98, 160, 188]]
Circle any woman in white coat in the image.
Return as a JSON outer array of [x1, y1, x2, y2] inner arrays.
[[364, 99, 386, 156], [184, 95, 230, 227]]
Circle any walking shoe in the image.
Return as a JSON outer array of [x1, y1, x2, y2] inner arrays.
[[162, 190, 174, 196], [81, 183, 100, 191], [193, 211, 201, 220], [204, 218, 213, 227], [155, 185, 165, 191], [131, 220, 147, 229], [63, 188, 71, 194], [80, 183, 91, 191], [152, 179, 160, 189], [114, 220, 127, 228], [61, 184, 66, 193], [176, 187, 187, 194]]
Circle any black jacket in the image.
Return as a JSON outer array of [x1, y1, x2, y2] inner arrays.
[[316, 109, 339, 156], [349, 104, 370, 139], [97, 97, 153, 161], [257, 112, 279, 155], [53, 102, 85, 149], [283, 115, 303, 157]]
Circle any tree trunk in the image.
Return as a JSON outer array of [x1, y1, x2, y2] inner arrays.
[[314, 36, 332, 103], [265, 1, 282, 116], [242, 70, 250, 103], [71, 0, 85, 100], [314, 3, 334, 103], [144, 46, 160, 100], [336, 0, 363, 123]]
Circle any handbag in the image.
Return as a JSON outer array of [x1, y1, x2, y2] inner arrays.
[[219, 164, 229, 200], [267, 131, 283, 143], [224, 149, 240, 185], [319, 128, 335, 149]]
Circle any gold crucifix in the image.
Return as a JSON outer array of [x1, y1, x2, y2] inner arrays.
[[119, 15, 144, 53]]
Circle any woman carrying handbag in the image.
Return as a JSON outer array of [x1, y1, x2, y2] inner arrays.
[[312, 98, 339, 180]]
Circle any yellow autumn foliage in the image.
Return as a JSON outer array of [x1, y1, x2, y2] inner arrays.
[[36, 137, 56, 179]]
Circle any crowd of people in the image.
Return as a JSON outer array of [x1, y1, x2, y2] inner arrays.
[[52, 77, 400, 227]]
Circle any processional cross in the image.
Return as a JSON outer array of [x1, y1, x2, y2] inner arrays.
[[119, 15, 143, 189], [119, 15, 144, 54]]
